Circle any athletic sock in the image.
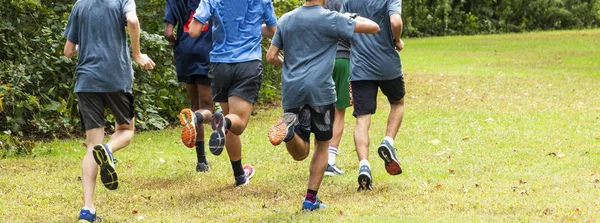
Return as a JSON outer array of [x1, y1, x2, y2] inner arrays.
[[82, 206, 95, 214], [195, 141, 206, 163], [328, 146, 338, 165], [224, 117, 232, 130], [231, 159, 244, 177], [305, 189, 318, 203], [194, 111, 204, 125], [384, 136, 394, 146], [359, 159, 370, 169]]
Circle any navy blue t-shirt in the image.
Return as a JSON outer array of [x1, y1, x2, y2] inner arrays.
[[164, 0, 212, 77]]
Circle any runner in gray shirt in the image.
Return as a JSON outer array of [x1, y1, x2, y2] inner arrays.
[[63, 0, 154, 221], [266, 0, 379, 210], [341, 0, 406, 191]]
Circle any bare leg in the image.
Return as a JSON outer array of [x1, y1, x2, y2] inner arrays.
[[285, 133, 310, 161], [354, 114, 371, 161], [105, 120, 135, 153], [385, 99, 405, 139], [82, 128, 105, 210], [220, 96, 253, 162], [330, 108, 346, 148], [308, 140, 329, 190]]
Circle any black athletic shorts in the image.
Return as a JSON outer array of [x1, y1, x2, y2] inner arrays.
[[351, 76, 405, 117], [284, 104, 335, 142], [208, 61, 263, 103], [78, 92, 135, 131], [178, 75, 211, 86]]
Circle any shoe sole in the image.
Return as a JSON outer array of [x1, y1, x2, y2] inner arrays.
[[93, 145, 118, 190], [268, 114, 296, 145], [179, 109, 196, 148], [378, 144, 403, 175], [357, 172, 373, 191], [209, 112, 225, 155]]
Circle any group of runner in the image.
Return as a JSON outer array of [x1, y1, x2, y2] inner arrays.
[[64, 0, 405, 221]]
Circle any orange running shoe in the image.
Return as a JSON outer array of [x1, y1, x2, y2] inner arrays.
[[179, 108, 197, 148], [268, 113, 297, 146]]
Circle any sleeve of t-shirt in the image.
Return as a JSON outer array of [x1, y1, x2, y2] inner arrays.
[[193, 0, 212, 24], [262, 0, 278, 27], [339, 1, 347, 13], [388, 0, 402, 16], [122, 0, 136, 19], [333, 13, 355, 40], [63, 8, 79, 44], [271, 21, 283, 49], [163, 0, 176, 25]]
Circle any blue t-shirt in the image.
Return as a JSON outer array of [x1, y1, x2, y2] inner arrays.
[[272, 5, 356, 109], [164, 0, 212, 77], [342, 0, 403, 81], [193, 0, 278, 63], [63, 0, 136, 93]]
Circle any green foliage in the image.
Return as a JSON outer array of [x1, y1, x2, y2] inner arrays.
[[403, 0, 600, 37], [1, 0, 599, 156], [0, 0, 183, 156]]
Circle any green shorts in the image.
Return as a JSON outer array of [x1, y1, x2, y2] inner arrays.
[[332, 58, 351, 109]]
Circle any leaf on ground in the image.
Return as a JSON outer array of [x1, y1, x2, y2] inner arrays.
[[591, 179, 599, 183], [448, 169, 455, 174], [462, 136, 470, 141], [435, 184, 443, 189], [541, 207, 554, 216], [519, 179, 527, 184], [475, 184, 481, 188], [141, 195, 151, 200], [262, 203, 267, 208], [520, 189, 528, 195], [434, 151, 446, 156], [339, 210, 344, 216], [575, 207, 581, 214], [132, 209, 138, 214], [81, 143, 87, 148]]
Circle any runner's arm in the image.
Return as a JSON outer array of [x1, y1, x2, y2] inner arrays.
[[390, 13, 404, 51], [164, 23, 175, 45], [262, 24, 277, 38], [189, 19, 205, 38], [266, 44, 283, 68], [353, 16, 379, 34], [63, 40, 77, 57], [127, 12, 155, 70]]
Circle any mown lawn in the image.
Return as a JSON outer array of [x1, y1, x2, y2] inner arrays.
[[1, 29, 599, 222]]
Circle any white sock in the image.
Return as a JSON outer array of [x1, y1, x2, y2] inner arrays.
[[82, 206, 95, 214], [359, 159, 370, 168], [328, 146, 338, 165], [384, 136, 394, 146]]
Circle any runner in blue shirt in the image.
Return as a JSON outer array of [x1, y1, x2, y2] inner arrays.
[[186, 0, 278, 187], [164, 0, 213, 173]]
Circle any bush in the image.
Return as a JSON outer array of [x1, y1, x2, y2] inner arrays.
[[1, 0, 599, 156]]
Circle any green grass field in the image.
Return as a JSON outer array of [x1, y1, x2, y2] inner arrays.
[[1, 29, 599, 222]]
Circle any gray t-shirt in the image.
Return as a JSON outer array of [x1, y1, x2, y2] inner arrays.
[[272, 5, 356, 109], [323, 0, 351, 59], [342, 0, 403, 81], [63, 0, 136, 93]]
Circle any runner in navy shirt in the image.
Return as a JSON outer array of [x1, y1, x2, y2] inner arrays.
[[164, 0, 213, 173]]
